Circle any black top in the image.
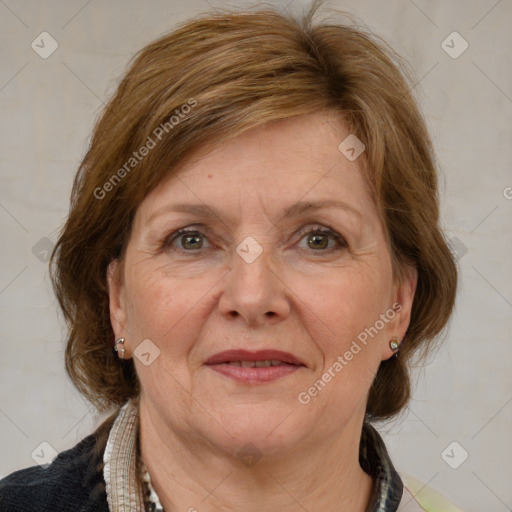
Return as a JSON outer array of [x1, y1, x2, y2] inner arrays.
[[0, 412, 115, 512]]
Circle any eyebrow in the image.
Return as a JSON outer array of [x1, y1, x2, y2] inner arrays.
[[146, 199, 362, 225]]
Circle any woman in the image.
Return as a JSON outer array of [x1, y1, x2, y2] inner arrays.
[[0, 1, 461, 510]]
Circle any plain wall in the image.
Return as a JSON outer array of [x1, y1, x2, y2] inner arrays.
[[1, 1, 511, 510]]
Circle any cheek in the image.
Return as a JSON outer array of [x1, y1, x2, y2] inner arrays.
[[296, 271, 388, 413], [123, 265, 198, 343], [299, 265, 390, 347]]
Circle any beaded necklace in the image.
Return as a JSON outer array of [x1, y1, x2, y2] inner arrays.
[[139, 458, 165, 512]]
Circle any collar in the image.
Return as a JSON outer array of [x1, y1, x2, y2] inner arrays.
[[360, 418, 404, 511], [103, 397, 145, 511], [103, 398, 403, 512]]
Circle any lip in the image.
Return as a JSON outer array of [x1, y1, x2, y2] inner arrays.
[[204, 349, 306, 366], [204, 349, 306, 384]]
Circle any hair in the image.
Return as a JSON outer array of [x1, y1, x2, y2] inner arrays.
[[49, 0, 458, 421]]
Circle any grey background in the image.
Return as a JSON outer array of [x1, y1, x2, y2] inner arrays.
[[0, 0, 511, 510]]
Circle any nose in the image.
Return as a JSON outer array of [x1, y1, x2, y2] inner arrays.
[[217, 239, 291, 327]]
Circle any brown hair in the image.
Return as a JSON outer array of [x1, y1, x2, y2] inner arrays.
[[49, 0, 458, 420]]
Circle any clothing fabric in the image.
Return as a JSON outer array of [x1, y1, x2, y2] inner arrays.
[[0, 398, 461, 511]]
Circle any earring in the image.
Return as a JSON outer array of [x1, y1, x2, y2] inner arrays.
[[389, 336, 401, 352], [114, 337, 126, 359]]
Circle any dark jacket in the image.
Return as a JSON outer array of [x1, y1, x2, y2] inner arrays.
[[0, 413, 116, 512]]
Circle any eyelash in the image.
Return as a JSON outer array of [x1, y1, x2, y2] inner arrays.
[[162, 224, 347, 254]]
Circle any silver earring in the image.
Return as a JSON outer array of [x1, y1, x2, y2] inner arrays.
[[114, 337, 126, 359], [389, 336, 401, 352]]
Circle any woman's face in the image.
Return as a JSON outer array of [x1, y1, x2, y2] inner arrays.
[[108, 111, 416, 457]]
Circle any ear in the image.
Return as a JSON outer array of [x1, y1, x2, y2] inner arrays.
[[106, 259, 128, 340], [382, 264, 418, 360]]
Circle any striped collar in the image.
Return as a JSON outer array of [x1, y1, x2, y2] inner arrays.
[[103, 398, 145, 511], [103, 398, 404, 512]]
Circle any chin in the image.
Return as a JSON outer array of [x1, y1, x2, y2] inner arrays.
[[202, 407, 307, 458]]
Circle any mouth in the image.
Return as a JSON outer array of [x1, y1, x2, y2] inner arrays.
[[204, 349, 306, 383]]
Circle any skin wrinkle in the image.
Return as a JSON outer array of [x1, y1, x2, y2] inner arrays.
[[107, 111, 417, 511]]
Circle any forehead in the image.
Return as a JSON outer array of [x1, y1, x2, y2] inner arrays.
[[136, 112, 375, 224]]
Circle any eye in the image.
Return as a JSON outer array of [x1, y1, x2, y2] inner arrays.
[[164, 227, 211, 252], [162, 224, 347, 254], [295, 225, 347, 253]]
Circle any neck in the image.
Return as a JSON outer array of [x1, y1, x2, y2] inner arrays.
[[138, 400, 374, 512]]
